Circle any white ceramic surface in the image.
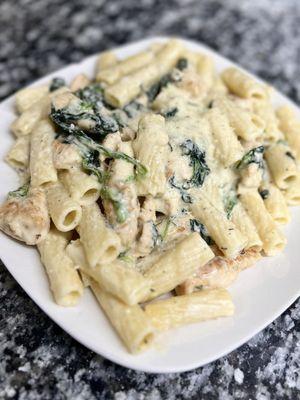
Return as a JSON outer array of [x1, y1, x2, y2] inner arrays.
[[0, 37, 299, 374]]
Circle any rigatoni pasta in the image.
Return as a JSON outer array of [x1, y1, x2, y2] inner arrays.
[[1, 39, 299, 355], [37, 228, 83, 306]]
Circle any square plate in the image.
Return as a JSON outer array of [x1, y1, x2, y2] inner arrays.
[[0, 37, 299, 373]]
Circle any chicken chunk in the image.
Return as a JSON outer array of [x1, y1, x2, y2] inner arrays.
[[0, 186, 50, 245]]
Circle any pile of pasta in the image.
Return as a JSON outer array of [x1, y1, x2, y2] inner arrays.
[[1, 39, 300, 354]]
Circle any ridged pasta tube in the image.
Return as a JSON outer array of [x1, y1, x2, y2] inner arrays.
[[283, 172, 300, 206], [221, 67, 267, 100], [105, 40, 183, 107], [5, 135, 30, 171], [143, 233, 214, 301], [66, 239, 151, 305], [207, 108, 244, 167], [145, 289, 234, 330], [265, 143, 298, 189], [90, 280, 156, 354], [260, 183, 290, 224], [37, 228, 83, 306], [133, 114, 169, 196], [277, 106, 300, 161], [231, 202, 262, 251], [239, 188, 286, 256], [97, 50, 154, 84], [191, 196, 247, 258], [15, 85, 49, 113], [46, 181, 82, 232], [214, 97, 264, 140], [77, 203, 121, 267], [59, 168, 101, 206], [30, 120, 57, 187]]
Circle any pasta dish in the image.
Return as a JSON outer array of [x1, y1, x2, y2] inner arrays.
[[1, 39, 299, 354]]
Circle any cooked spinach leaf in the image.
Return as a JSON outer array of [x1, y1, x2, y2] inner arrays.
[[147, 68, 182, 102], [259, 189, 270, 200], [8, 182, 30, 199], [49, 77, 66, 92], [81, 150, 128, 223], [75, 83, 104, 111], [151, 222, 163, 248], [155, 217, 174, 241], [235, 146, 265, 170], [176, 58, 188, 71], [169, 175, 193, 204], [180, 139, 210, 188], [81, 149, 107, 183], [118, 250, 134, 263], [123, 101, 145, 118], [163, 107, 178, 119], [51, 104, 118, 141], [224, 193, 238, 219], [286, 151, 296, 160], [190, 219, 213, 245], [101, 187, 128, 224], [50, 107, 147, 179]]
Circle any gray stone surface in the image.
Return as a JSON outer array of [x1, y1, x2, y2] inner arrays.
[[0, 0, 299, 398]]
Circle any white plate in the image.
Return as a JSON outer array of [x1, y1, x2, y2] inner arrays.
[[0, 37, 300, 374]]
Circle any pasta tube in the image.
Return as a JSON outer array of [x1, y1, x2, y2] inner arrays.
[[260, 183, 290, 224], [277, 106, 300, 161], [143, 233, 214, 301], [11, 96, 50, 137], [239, 188, 286, 256], [105, 39, 183, 107], [15, 85, 49, 113], [133, 114, 169, 196], [90, 280, 155, 354], [37, 228, 83, 306], [66, 240, 151, 305], [221, 67, 267, 100], [30, 120, 57, 187], [46, 181, 82, 232], [145, 289, 234, 330], [96, 50, 118, 73], [5, 135, 30, 171], [97, 50, 154, 84], [231, 202, 262, 250], [265, 143, 297, 189], [77, 203, 121, 267], [214, 97, 264, 141], [207, 108, 244, 167], [59, 168, 101, 206], [252, 99, 282, 142], [284, 172, 300, 206], [104, 142, 139, 247], [191, 196, 247, 258]]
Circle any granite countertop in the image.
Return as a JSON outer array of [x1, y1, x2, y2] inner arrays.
[[0, 0, 300, 398]]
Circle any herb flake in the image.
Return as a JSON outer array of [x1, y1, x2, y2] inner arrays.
[[49, 77, 66, 92], [190, 219, 213, 245], [235, 146, 265, 170]]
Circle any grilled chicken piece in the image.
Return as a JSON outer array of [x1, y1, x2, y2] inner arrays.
[[0, 187, 50, 245], [176, 248, 261, 295], [52, 140, 81, 170]]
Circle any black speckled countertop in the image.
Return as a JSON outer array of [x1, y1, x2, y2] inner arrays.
[[0, 0, 300, 398]]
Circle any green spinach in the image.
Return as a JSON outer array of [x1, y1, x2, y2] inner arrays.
[[180, 139, 210, 188], [49, 77, 66, 92], [190, 219, 213, 245], [8, 182, 30, 199], [236, 146, 265, 170]]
